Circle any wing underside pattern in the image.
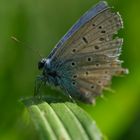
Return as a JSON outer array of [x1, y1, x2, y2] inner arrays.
[[47, 1, 128, 103]]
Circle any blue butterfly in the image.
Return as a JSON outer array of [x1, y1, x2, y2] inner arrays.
[[35, 1, 128, 104]]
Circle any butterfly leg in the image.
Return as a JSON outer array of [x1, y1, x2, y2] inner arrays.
[[62, 86, 76, 103], [34, 75, 45, 96], [67, 94, 76, 103]]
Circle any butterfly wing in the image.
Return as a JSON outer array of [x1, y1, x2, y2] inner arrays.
[[48, 1, 128, 103], [57, 52, 127, 103], [48, 1, 108, 59]]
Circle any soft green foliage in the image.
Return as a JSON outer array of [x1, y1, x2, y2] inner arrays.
[[0, 0, 140, 140], [23, 97, 103, 140]]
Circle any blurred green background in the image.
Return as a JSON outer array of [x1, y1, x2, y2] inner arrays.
[[0, 0, 140, 140]]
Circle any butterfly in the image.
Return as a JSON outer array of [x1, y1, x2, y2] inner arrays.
[[35, 1, 128, 104]]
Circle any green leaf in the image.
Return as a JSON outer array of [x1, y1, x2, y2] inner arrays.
[[22, 97, 104, 140]]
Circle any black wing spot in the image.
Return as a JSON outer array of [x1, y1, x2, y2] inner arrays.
[[94, 45, 99, 50], [92, 23, 95, 27], [99, 26, 102, 29], [91, 85, 95, 89], [72, 48, 76, 53], [71, 62, 76, 66], [96, 63, 100, 67], [73, 75, 77, 79], [82, 37, 88, 44], [105, 70, 109, 74], [86, 71, 89, 75], [72, 81, 76, 85], [87, 57, 92, 62], [99, 38, 105, 41], [101, 30, 106, 33]]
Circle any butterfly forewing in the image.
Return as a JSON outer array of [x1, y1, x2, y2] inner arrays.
[[48, 1, 108, 60]]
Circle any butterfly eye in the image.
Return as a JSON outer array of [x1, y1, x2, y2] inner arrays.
[[38, 60, 45, 70]]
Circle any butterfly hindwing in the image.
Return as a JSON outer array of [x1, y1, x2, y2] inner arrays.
[[57, 52, 126, 103], [57, 71, 102, 103]]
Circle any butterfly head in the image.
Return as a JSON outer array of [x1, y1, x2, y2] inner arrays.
[[38, 58, 59, 86], [38, 58, 48, 70]]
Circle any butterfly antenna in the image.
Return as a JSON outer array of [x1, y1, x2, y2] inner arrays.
[[11, 36, 43, 58]]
